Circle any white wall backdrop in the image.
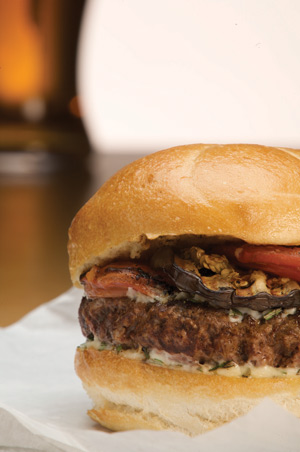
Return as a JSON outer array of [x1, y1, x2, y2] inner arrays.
[[78, 0, 300, 154]]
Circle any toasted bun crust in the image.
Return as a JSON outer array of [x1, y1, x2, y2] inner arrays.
[[68, 143, 300, 285], [75, 348, 300, 435]]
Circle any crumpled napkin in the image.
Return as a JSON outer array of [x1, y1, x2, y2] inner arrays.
[[1, 288, 300, 452]]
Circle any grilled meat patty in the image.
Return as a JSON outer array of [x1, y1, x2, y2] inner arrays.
[[79, 296, 300, 368]]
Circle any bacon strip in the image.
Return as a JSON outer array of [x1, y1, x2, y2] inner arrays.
[[81, 262, 173, 300]]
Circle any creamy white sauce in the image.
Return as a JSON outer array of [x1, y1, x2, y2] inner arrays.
[[229, 307, 261, 323], [126, 287, 157, 303], [229, 306, 297, 323], [82, 336, 113, 350], [80, 340, 300, 378], [127, 288, 207, 304], [282, 307, 297, 318], [126, 287, 297, 324]]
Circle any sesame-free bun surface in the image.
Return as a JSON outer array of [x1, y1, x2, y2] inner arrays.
[[75, 348, 300, 436], [68, 143, 300, 285]]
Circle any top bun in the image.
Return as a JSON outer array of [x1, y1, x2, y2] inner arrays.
[[68, 143, 300, 286]]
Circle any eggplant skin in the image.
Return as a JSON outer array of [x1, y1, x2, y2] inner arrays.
[[163, 263, 300, 312]]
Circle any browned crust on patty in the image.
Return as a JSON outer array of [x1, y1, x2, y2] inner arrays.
[[79, 297, 300, 367]]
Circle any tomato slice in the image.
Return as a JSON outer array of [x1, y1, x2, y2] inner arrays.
[[218, 244, 300, 281], [81, 262, 170, 299]]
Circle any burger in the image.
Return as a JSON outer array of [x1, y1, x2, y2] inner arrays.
[[68, 143, 300, 436]]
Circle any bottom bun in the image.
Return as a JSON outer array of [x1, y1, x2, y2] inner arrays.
[[75, 348, 300, 436]]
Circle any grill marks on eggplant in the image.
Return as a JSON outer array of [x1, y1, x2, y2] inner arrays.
[[153, 247, 300, 311], [163, 262, 300, 311], [79, 297, 300, 368]]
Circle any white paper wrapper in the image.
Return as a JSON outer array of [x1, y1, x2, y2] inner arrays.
[[1, 288, 300, 451]]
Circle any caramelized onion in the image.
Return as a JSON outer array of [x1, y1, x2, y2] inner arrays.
[[153, 249, 300, 311]]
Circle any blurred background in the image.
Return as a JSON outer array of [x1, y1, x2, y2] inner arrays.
[[1, 0, 300, 325], [0, 0, 142, 325]]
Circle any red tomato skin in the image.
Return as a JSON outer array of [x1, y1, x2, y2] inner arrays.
[[219, 244, 300, 281]]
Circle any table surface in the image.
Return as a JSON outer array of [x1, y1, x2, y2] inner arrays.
[[0, 151, 142, 326]]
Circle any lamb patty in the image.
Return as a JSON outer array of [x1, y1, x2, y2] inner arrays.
[[79, 297, 300, 368]]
